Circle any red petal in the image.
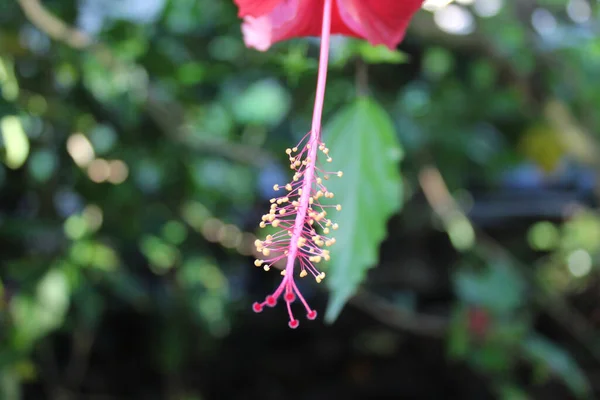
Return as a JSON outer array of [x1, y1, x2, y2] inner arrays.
[[337, 0, 424, 49], [234, 0, 282, 18], [274, 0, 359, 39], [241, 0, 359, 51], [239, 0, 422, 51]]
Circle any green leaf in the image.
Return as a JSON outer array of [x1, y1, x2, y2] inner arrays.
[[356, 42, 409, 65], [232, 79, 291, 127], [447, 306, 470, 359], [454, 260, 526, 314], [330, 39, 409, 67], [0, 367, 21, 400], [522, 334, 591, 398], [423, 47, 455, 80], [497, 384, 530, 400], [1, 116, 30, 170], [322, 97, 404, 322], [9, 269, 70, 350], [471, 342, 513, 373]]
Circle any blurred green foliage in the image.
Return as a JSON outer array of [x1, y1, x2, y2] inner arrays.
[[1, 0, 600, 399]]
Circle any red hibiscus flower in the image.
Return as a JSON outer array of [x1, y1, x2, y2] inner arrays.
[[234, 0, 424, 51], [234, 0, 423, 328]]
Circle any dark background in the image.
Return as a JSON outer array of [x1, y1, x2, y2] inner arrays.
[[1, 0, 600, 399]]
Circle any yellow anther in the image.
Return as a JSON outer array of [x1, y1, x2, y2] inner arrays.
[[273, 184, 280, 191], [309, 197, 314, 204], [326, 240, 333, 247], [316, 276, 322, 283], [309, 219, 314, 225], [323, 228, 330, 234], [323, 148, 329, 155], [324, 175, 330, 180], [327, 157, 332, 162], [292, 201, 299, 207], [316, 240, 324, 247], [286, 148, 292, 155], [310, 256, 322, 263], [300, 270, 308, 278], [266, 235, 273, 241], [272, 219, 280, 228], [297, 237, 306, 247], [319, 272, 326, 280], [292, 147, 298, 152], [254, 259, 263, 267], [298, 189, 303, 195], [270, 198, 277, 203], [262, 248, 271, 256], [306, 144, 311, 149], [319, 144, 325, 150], [332, 223, 339, 230], [326, 220, 332, 227], [323, 253, 330, 261], [285, 184, 292, 191], [279, 209, 286, 215], [316, 178, 322, 184], [312, 235, 320, 241], [294, 160, 301, 167], [336, 204, 342, 211], [337, 171, 343, 177], [263, 265, 270, 271], [281, 270, 286, 276], [254, 239, 262, 247], [259, 222, 266, 228]]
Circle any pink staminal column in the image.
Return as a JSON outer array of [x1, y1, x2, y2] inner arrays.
[[252, 0, 343, 328]]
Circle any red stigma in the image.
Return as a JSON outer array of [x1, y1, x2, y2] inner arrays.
[[288, 319, 299, 329], [266, 295, 277, 307], [284, 292, 296, 302], [252, 302, 263, 313], [307, 310, 317, 320]]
